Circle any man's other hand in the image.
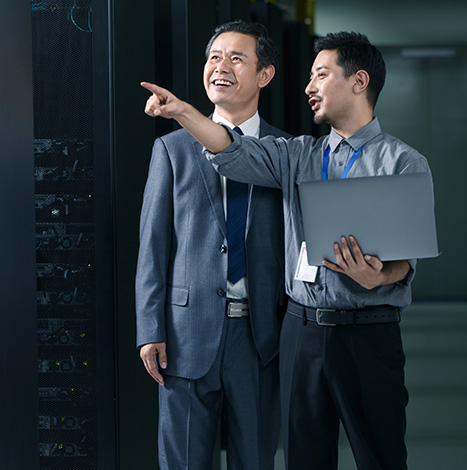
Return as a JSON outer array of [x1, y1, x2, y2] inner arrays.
[[322, 235, 409, 290], [140, 342, 167, 386]]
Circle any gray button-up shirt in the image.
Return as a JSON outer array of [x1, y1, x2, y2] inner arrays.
[[207, 118, 431, 311]]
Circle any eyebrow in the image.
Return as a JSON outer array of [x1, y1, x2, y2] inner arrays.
[[310, 65, 329, 77], [210, 48, 248, 58]]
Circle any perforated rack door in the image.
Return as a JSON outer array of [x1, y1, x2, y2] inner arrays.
[[32, 3, 98, 469]]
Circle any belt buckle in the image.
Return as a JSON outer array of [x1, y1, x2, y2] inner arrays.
[[227, 302, 248, 318], [316, 308, 337, 326]]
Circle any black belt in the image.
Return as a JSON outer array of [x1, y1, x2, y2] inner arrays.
[[287, 299, 400, 326]]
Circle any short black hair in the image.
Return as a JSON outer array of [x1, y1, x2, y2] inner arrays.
[[314, 32, 386, 108], [205, 20, 279, 72]]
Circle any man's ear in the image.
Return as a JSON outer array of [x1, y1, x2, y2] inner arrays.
[[354, 69, 370, 95], [258, 65, 275, 89]]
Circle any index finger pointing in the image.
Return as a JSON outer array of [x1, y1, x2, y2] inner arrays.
[[140, 81, 164, 95]]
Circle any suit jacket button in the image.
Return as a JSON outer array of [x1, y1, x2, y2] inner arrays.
[[219, 244, 227, 253], [217, 288, 225, 297]]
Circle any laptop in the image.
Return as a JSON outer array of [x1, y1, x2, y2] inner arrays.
[[298, 172, 440, 266]]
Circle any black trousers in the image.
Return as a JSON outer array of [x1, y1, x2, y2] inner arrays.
[[280, 305, 409, 470]]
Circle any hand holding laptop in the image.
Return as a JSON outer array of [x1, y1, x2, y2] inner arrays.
[[322, 235, 410, 290]]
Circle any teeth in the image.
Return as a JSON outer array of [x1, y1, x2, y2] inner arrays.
[[213, 80, 232, 86]]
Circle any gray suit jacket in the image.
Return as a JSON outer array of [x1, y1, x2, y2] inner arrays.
[[136, 118, 291, 379]]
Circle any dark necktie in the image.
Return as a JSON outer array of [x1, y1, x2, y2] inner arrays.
[[227, 126, 248, 283]]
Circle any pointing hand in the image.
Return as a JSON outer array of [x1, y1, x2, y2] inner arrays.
[[141, 81, 187, 119]]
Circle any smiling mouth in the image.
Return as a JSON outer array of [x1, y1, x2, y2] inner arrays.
[[213, 79, 233, 87]]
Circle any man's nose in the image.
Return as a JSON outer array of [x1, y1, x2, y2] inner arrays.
[[305, 77, 315, 96], [215, 57, 230, 73]]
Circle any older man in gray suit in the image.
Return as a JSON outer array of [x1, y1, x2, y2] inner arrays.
[[136, 21, 291, 470]]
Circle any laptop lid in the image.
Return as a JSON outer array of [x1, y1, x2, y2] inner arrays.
[[298, 172, 440, 266]]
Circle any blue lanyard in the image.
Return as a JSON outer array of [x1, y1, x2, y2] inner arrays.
[[321, 144, 364, 180]]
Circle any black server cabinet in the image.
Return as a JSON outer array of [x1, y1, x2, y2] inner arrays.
[[32, 1, 116, 469]]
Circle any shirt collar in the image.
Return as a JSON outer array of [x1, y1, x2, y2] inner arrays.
[[212, 110, 260, 138], [328, 117, 382, 152]]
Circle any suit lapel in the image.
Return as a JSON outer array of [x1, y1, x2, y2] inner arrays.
[[246, 119, 269, 235], [193, 140, 226, 237]]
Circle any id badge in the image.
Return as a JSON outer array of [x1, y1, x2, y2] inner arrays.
[[294, 242, 318, 283]]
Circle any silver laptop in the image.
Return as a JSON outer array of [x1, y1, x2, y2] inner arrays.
[[298, 172, 440, 266]]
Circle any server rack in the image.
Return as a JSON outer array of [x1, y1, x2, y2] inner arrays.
[[32, 1, 116, 469]]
